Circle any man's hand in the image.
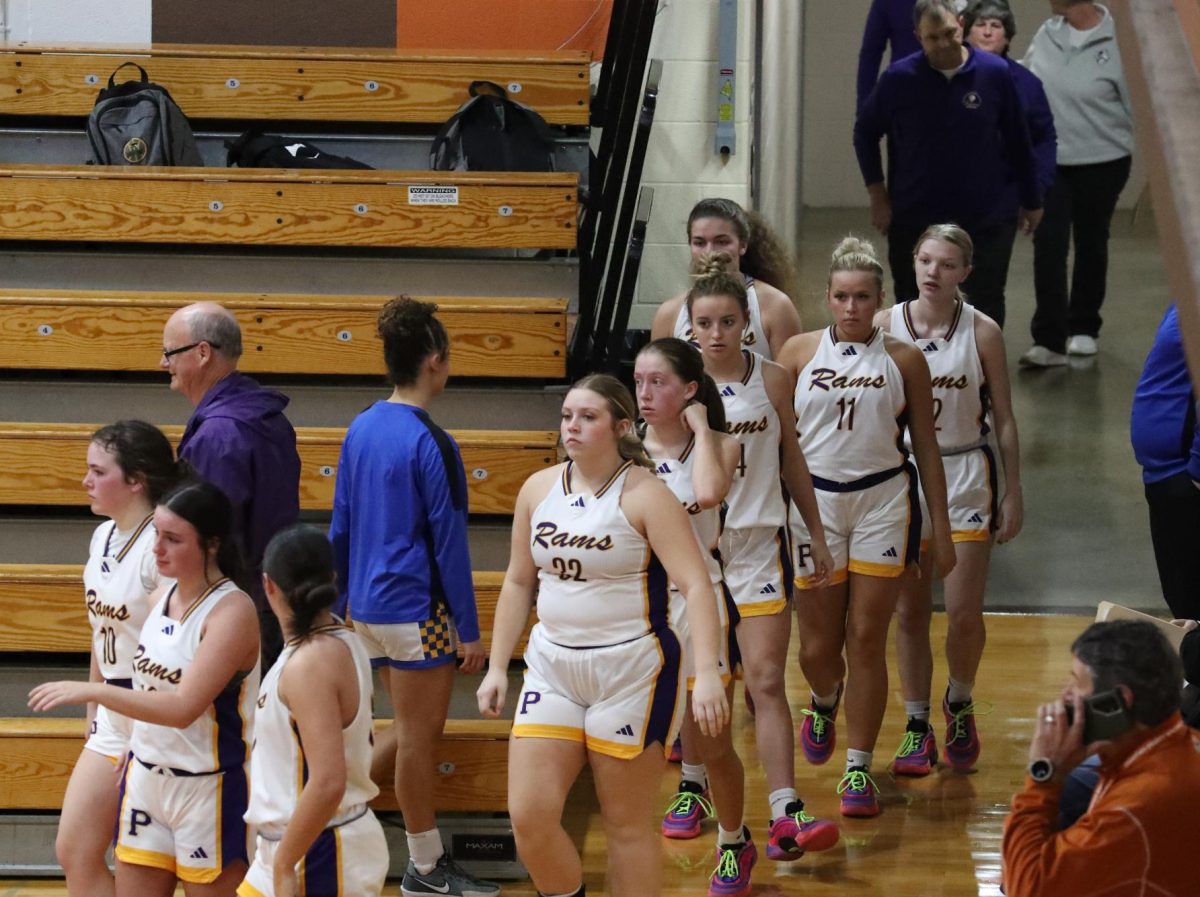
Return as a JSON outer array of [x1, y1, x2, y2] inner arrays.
[[868, 185, 892, 235], [1019, 207, 1043, 235], [1030, 693, 1087, 775]]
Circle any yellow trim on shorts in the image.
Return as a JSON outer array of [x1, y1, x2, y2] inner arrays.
[[83, 745, 123, 766], [951, 529, 990, 543], [847, 559, 906, 578], [237, 882, 268, 897], [795, 568, 849, 590], [585, 735, 645, 759], [733, 597, 788, 616], [114, 844, 177, 874], [511, 723, 585, 743], [177, 861, 223, 884]]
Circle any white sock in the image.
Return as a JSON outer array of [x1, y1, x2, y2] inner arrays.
[[846, 749, 872, 772], [717, 823, 747, 847], [768, 787, 798, 819], [904, 701, 931, 722], [407, 827, 444, 875], [947, 678, 974, 705], [680, 762, 707, 788], [812, 687, 841, 710]]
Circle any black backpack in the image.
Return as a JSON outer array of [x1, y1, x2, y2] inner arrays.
[[430, 81, 556, 172], [86, 63, 203, 167], [225, 129, 374, 170]]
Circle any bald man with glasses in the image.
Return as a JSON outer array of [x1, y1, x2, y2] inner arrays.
[[162, 302, 300, 664]]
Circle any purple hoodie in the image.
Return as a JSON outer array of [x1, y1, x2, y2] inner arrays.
[[178, 372, 301, 598], [857, 0, 922, 113]]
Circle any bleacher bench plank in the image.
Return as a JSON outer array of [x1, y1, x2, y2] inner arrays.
[[0, 717, 510, 813], [0, 165, 578, 250], [0, 44, 590, 125], [0, 290, 567, 378], [0, 423, 557, 514], [0, 565, 535, 657]]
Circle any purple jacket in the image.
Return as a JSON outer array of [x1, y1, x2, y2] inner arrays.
[[857, 0, 921, 113], [178, 372, 301, 598], [1008, 57, 1058, 199]]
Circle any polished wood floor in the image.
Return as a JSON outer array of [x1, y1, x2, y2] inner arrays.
[[2, 612, 1088, 897]]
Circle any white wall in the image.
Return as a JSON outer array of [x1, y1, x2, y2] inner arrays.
[[629, 0, 757, 327], [801, 0, 1146, 209], [5, 0, 151, 43]]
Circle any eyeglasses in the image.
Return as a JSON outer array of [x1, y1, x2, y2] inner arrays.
[[162, 341, 219, 359]]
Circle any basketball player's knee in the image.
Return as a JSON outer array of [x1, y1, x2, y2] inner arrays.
[[743, 660, 785, 699], [55, 828, 102, 877], [510, 794, 563, 841], [946, 604, 986, 640], [896, 599, 931, 634]]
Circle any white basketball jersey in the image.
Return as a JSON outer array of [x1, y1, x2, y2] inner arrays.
[[674, 280, 772, 359], [652, 435, 722, 585], [245, 622, 379, 837], [718, 352, 786, 529], [130, 579, 259, 774], [795, 326, 908, 482], [84, 516, 163, 682], [530, 461, 670, 648], [889, 300, 990, 453]]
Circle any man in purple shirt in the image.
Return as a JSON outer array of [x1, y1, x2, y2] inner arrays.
[[162, 302, 300, 659], [857, 0, 968, 112], [855, 0, 1043, 326]]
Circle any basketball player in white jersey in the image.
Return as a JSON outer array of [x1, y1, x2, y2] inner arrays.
[[477, 374, 729, 897], [239, 525, 387, 897], [31, 479, 260, 897], [877, 224, 1023, 776], [778, 236, 954, 818], [652, 198, 803, 360], [634, 338, 755, 895], [57, 421, 186, 897], [687, 257, 839, 860]]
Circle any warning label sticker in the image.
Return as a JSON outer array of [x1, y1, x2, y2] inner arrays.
[[408, 186, 460, 205]]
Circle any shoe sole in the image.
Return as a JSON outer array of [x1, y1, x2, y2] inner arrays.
[[662, 825, 702, 840], [943, 751, 979, 771], [840, 802, 881, 818], [893, 762, 934, 777], [402, 887, 501, 897]]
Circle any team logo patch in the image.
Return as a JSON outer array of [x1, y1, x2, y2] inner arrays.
[[720, 385, 736, 397], [1097, 49, 1110, 65], [123, 137, 148, 163], [615, 724, 635, 737], [962, 91, 982, 110], [923, 342, 939, 353], [842, 346, 858, 357], [882, 547, 899, 558], [968, 512, 985, 524]]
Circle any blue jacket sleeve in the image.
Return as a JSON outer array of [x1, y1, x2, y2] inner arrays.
[[999, 70, 1042, 210], [328, 435, 352, 619], [856, 0, 891, 114], [416, 435, 481, 644], [1188, 399, 1200, 483], [854, 74, 889, 187], [1024, 75, 1058, 198]]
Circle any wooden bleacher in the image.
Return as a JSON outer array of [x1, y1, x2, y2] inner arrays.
[[0, 422, 557, 515], [0, 717, 512, 813], [0, 43, 591, 126], [0, 289, 566, 378], [0, 565, 535, 657], [0, 165, 578, 250]]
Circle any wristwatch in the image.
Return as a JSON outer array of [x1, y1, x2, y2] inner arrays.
[[1028, 758, 1056, 783]]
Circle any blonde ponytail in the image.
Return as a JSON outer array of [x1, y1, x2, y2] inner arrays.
[[828, 235, 885, 291]]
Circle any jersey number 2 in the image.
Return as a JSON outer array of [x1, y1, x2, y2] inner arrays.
[[551, 557, 586, 582]]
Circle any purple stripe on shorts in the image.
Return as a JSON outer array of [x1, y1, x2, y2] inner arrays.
[[643, 627, 681, 751], [300, 827, 341, 896], [219, 766, 249, 867]]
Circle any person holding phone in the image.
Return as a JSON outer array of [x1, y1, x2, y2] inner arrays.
[[1002, 620, 1200, 896]]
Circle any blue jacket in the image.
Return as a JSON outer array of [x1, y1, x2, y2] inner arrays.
[[1131, 306, 1200, 485], [857, 0, 922, 113], [329, 401, 480, 643], [1008, 58, 1058, 199], [854, 46, 1043, 232], [178, 372, 300, 598]]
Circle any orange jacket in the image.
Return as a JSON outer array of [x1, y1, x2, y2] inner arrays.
[[1002, 713, 1200, 896]]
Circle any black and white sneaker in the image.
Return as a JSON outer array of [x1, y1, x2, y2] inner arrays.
[[401, 853, 502, 897]]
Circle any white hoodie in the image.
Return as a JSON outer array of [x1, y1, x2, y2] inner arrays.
[[1022, 4, 1134, 166]]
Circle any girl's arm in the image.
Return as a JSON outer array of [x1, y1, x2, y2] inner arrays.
[[651, 295, 687, 341], [889, 339, 956, 578], [271, 637, 357, 896], [764, 361, 832, 583], [625, 474, 730, 737], [682, 403, 738, 509], [756, 282, 804, 359], [975, 314, 1023, 543], [31, 590, 260, 726], [476, 468, 553, 718]]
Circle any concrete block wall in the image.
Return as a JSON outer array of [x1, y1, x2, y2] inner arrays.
[[629, 0, 757, 328]]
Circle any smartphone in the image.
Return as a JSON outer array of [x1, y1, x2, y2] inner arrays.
[[1064, 689, 1135, 744]]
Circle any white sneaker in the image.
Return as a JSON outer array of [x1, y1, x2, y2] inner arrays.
[[1066, 335, 1098, 356], [1018, 345, 1068, 368]]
